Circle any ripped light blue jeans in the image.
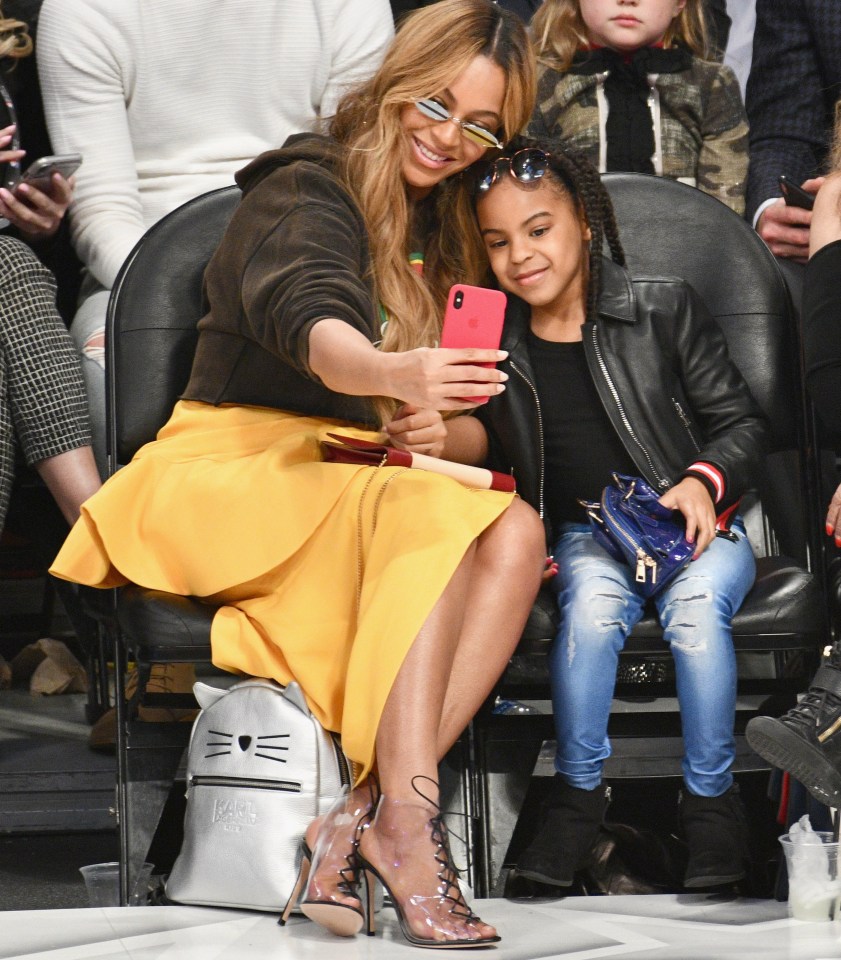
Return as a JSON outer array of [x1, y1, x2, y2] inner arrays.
[[550, 520, 755, 797]]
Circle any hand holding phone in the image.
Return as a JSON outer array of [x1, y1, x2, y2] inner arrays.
[[440, 284, 506, 403], [779, 174, 816, 211], [16, 153, 82, 192]]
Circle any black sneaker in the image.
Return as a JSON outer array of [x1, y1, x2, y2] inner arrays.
[[746, 652, 841, 808]]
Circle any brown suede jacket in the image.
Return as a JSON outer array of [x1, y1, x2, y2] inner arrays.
[[183, 133, 380, 427]]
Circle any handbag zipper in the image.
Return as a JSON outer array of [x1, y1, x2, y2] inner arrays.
[[601, 495, 658, 585], [188, 775, 302, 797], [510, 359, 545, 519], [672, 398, 701, 452], [590, 328, 668, 489]]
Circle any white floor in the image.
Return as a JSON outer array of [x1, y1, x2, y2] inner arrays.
[[4, 895, 841, 960]]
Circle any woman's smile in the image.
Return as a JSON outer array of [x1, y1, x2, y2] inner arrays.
[[411, 135, 454, 168]]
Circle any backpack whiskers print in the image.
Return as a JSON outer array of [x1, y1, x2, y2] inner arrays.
[[166, 677, 350, 911]]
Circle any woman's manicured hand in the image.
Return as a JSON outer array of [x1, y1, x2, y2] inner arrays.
[[385, 347, 508, 410], [385, 403, 447, 457], [0, 124, 75, 239], [658, 476, 716, 558], [0, 171, 74, 239], [0, 123, 25, 169]]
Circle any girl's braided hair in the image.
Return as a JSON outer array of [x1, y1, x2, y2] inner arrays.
[[464, 136, 625, 323]]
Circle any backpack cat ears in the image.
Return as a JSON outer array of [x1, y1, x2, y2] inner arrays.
[[192, 678, 311, 716]]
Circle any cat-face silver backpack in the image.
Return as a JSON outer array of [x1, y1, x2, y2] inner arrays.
[[165, 677, 351, 911]]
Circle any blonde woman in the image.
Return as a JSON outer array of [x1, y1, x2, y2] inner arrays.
[[51, 0, 543, 947]]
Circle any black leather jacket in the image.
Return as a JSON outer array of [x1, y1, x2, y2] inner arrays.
[[475, 259, 768, 533]]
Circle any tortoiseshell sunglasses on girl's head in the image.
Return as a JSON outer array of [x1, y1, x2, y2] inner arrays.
[[414, 98, 504, 150]]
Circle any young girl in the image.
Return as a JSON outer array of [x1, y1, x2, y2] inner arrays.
[[527, 0, 748, 214], [446, 139, 767, 890], [50, 1, 544, 948]]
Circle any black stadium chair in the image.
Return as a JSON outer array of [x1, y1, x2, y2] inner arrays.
[[466, 173, 827, 896], [87, 174, 825, 902], [85, 186, 239, 903]]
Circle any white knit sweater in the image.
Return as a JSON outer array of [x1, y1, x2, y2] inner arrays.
[[37, 0, 394, 289]]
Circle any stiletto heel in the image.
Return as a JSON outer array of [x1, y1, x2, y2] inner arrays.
[[357, 777, 500, 949], [364, 869, 377, 937], [278, 842, 312, 926]]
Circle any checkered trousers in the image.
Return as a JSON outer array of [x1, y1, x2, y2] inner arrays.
[[0, 236, 91, 531]]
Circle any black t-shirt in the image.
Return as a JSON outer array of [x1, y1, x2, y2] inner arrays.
[[527, 330, 636, 534]]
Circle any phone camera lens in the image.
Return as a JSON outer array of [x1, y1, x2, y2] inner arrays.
[[454, 291, 464, 309]]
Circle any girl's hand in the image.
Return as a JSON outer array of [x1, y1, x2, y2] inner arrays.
[[385, 346, 508, 411], [658, 477, 716, 558], [385, 403, 447, 458], [825, 482, 841, 547], [0, 171, 75, 240]]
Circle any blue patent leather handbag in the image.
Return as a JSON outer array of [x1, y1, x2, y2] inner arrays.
[[580, 473, 694, 598]]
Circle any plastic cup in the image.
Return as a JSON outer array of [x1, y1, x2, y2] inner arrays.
[[79, 861, 154, 907], [779, 832, 841, 921]]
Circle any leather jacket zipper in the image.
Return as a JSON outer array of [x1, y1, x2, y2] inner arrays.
[[590, 327, 668, 489], [672, 398, 701, 452], [510, 358, 545, 518]]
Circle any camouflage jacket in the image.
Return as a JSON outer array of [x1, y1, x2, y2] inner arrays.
[[528, 53, 749, 215]]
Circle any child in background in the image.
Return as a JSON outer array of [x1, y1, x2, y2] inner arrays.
[[528, 0, 748, 214], [445, 139, 766, 891]]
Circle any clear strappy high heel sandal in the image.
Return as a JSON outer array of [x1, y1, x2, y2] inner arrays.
[[279, 784, 376, 937], [357, 776, 500, 949]]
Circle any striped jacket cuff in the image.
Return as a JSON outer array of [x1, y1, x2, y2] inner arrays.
[[684, 461, 725, 504]]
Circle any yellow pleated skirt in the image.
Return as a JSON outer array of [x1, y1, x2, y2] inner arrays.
[[50, 401, 514, 778]]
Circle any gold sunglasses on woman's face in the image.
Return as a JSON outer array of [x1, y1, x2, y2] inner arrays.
[[414, 98, 504, 150]]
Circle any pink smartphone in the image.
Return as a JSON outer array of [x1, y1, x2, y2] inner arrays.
[[440, 284, 507, 403]]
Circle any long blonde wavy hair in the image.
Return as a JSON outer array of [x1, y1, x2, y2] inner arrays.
[[329, 0, 535, 423], [532, 0, 707, 71], [0, 4, 32, 61]]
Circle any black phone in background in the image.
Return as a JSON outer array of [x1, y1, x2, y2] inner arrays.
[[779, 174, 816, 210]]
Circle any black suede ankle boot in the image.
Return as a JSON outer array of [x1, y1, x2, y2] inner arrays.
[[746, 647, 841, 808], [679, 783, 749, 889], [512, 778, 610, 889]]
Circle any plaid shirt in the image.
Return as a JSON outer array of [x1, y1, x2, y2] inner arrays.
[[529, 54, 749, 215]]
